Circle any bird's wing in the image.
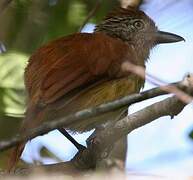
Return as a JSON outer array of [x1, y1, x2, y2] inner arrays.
[[25, 33, 128, 104]]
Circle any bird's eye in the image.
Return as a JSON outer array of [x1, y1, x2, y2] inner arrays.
[[133, 20, 144, 30]]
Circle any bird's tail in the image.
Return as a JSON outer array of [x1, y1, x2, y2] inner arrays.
[[6, 103, 44, 172], [7, 143, 25, 172]]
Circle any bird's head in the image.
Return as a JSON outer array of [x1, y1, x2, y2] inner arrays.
[[95, 7, 184, 56]]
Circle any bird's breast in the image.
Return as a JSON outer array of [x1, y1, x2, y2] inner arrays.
[[52, 74, 144, 115], [41, 74, 144, 132]]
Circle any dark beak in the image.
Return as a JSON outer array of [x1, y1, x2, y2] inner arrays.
[[156, 31, 185, 44]]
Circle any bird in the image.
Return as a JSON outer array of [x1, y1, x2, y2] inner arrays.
[[7, 6, 184, 171]]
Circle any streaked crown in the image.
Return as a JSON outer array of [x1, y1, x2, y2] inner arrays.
[[95, 7, 157, 46]]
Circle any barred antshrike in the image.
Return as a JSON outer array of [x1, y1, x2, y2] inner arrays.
[[8, 6, 184, 170]]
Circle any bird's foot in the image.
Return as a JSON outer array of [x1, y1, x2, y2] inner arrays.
[[86, 127, 104, 147]]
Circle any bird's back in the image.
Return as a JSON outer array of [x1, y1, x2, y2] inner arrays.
[[23, 32, 144, 132]]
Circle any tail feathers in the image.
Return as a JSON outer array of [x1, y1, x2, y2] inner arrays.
[[6, 104, 45, 172], [5, 102, 45, 173], [7, 143, 25, 172]]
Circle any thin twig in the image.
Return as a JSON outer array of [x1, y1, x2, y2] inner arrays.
[[122, 62, 193, 103], [0, 78, 191, 152], [78, 0, 101, 32]]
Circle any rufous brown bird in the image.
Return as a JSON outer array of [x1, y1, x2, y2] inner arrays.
[[7, 6, 184, 171]]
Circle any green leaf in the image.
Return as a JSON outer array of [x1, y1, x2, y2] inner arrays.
[[0, 52, 27, 115]]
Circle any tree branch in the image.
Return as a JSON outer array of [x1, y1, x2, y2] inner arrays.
[[12, 87, 190, 175], [0, 79, 190, 152], [78, 0, 101, 32], [71, 95, 187, 171], [1, 74, 193, 175]]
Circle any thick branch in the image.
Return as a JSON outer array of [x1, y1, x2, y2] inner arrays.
[[5, 74, 193, 175], [69, 96, 187, 171], [94, 96, 186, 165], [12, 94, 187, 175], [0, 81, 189, 152]]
